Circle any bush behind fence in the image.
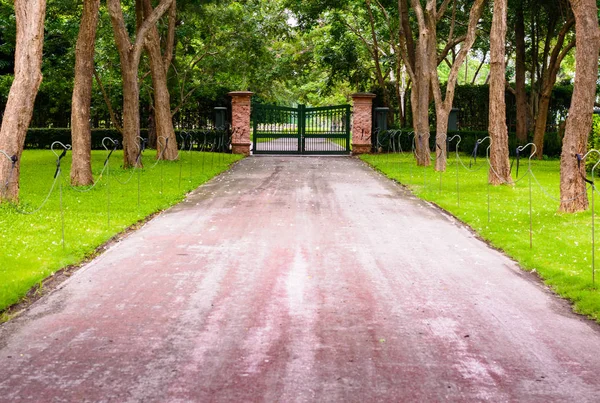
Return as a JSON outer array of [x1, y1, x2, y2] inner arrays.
[[374, 129, 563, 158], [25, 128, 231, 152]]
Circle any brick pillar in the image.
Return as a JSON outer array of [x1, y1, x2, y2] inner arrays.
[[228, 91, 254, 155], [351, 93, 376, 155]]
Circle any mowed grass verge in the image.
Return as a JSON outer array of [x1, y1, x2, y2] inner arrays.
[[361, 152, 600, 322], [0, 149, 242, 314]]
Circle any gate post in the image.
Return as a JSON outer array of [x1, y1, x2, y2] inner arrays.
[[351, 93, 376, 154], [228, 91, 254, 155]]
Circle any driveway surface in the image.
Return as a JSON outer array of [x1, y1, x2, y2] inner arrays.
[[1, 156, 600, 402]]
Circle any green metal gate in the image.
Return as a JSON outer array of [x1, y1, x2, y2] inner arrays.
[[252, 103, 351, 155]]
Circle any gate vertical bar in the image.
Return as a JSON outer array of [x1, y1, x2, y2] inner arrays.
[[298, 104, 305, 154], [252, 105, 259, 153], [345, 104, 351, 152]]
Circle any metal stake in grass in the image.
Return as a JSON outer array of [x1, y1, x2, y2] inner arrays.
[[102, 137, 118, 228], [158, 137, 169, 195], [517, 143, 536, 249], [594, 171, 597, 284], [202, 131, 207, 173], [190, 135, 195, 179], [410, 133, 416, 185], [0, 150, 17, 200], [487, 144, 492, 223], [448, 135, 461, 208], [475, 137, 492, 223], [135, 136, 146, 210], [51, 142, 71, 250], [578, 150, 600, 284]]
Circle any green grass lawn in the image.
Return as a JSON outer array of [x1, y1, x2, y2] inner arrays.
[[0, 149, 242, 314], [361, 152, 600, 322]]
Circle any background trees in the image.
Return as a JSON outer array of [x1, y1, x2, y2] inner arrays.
[[0, 0, 597, 212]]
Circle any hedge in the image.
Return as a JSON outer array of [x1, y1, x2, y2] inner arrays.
[[374, 129, 563, 158], [24, 128, 230, 152]]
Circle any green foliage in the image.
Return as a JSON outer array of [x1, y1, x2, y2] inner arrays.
[[0, 150, 243, 312], [361, 153, 600, 322]]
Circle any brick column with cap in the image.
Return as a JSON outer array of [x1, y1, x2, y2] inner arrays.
[[228, 91, 254, 155], [351, 93, 376, 155]]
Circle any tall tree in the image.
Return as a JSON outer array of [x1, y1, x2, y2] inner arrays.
[[106, 0, 174, 168], [430, 0, 487, 171], [70, 0, 101, 186], [531, 4, 574, 158], [141, 0, 178, 160], [513, 0, 527, 145], [488, 0, 512, 185], [0, 0, 46, 202], [559, 0, 600, 212], [408, 0, 434, 166]]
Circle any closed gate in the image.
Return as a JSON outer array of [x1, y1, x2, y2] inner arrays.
[[252, 103, 351, 155]]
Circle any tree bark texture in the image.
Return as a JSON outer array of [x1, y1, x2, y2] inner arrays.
[[430, 0, 486, 172], [488, 0, 512, 185], [142, 0, 178, 161], [70, 0, 100, 186], [107, 0, 174, 168], [532, 18, 575, 159], [514, 2, 528, 145], [0, 0, 46, 202], [410, 0, 433, 167], [559, 0, 600, 212]]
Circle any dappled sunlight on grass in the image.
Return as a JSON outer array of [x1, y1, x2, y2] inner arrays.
[[361, 152, 600, 322]]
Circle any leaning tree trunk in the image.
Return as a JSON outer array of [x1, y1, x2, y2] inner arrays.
[[143, 0, 178, 160], [488, 0, 512, 185], [0, 0, 46, 202], [559, 0, 600, 213], [515, 2, 528, 146], [70, 0, 100, 186]]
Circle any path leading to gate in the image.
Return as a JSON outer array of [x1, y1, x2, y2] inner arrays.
[[2, 157, 600, 401]]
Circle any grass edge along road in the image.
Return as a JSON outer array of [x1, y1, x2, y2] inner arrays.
[[361, 152, 600, 323], [0, 149, 243, 318]]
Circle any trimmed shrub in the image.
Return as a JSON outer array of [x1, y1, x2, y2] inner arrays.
[[24, 128, 230, 152], [374, 129, 562, 158]]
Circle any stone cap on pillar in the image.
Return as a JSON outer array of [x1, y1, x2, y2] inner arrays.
[[351, 92, 377, 98], [351, 93, 376, 105], [228, 91, 254, 98]]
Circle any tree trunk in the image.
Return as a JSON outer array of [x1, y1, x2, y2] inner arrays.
[[107, 0, 174, 168], [142, 0, 178, 160], [435, 108, 450, 171], [532, 92, 551, 158], [0, 0, 46, 202], [121, 66, 142, 167], [70, 0, 100, 186], [430, 0, 486, 172], [515, 2, 528, 146], [559, 0, 600, 213], [532, 18, 575, 159], [412, 57, 431, 166], [488, 0, 512, 185], [410, 0, 433, 167]]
